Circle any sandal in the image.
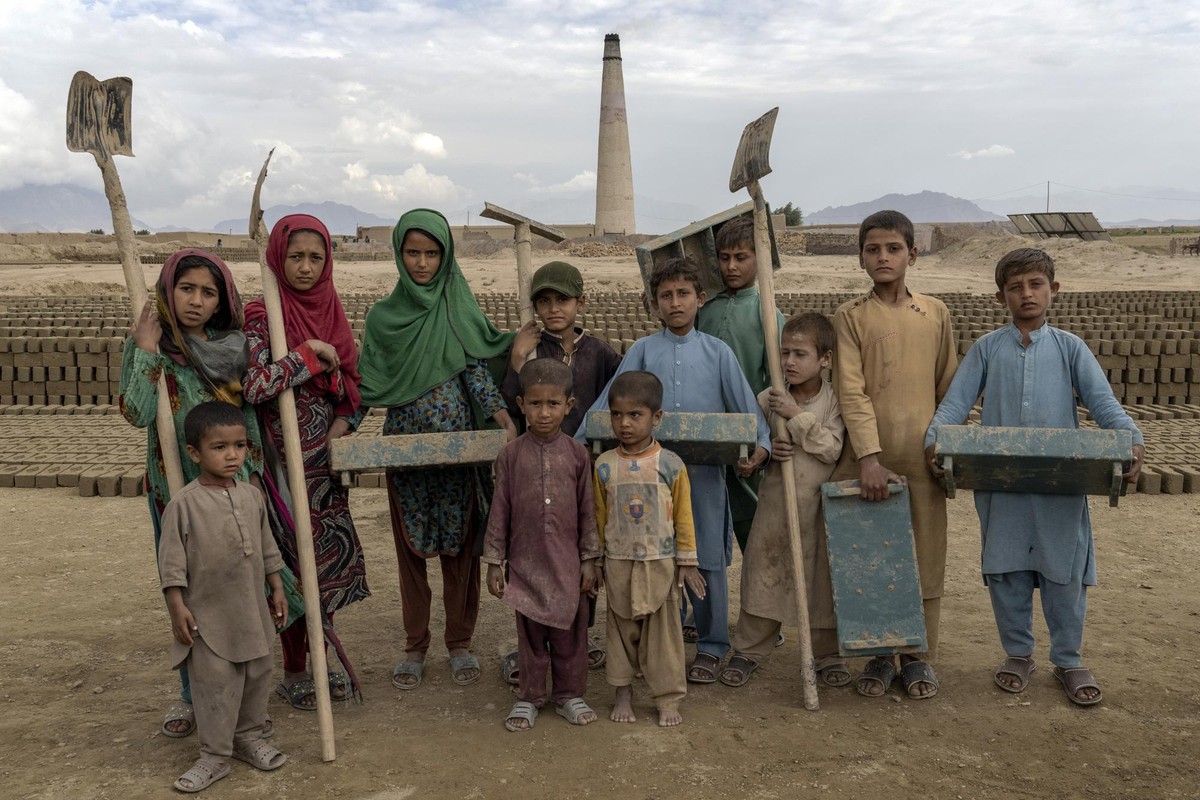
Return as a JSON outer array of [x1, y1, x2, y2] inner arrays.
[[275, 678, 317, 711], [1054, 666, 1103, 706], [718, 654, 759, 687], [682, 625, 699, 643], [817, 662, 853, 688], [328, 670, 349, 701], [587, 638, 606, 669], [856, 657, 897, 697], [161, 700, 195, 738], [232, 739, 288, 771], [500, 650, 520, 686], [775, 632, 786, 648], [556, 696, 597, 725], [687, 652, 721, 684], [900, 660, 940, 700], [994, 656, 1036, 694], [450, 653, 481, 686], [505, 700, 538, 732], [173, 760, 230, 793], [391, 660, 424, 690]]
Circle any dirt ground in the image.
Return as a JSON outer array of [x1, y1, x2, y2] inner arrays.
[[1, 237, 1199, 799]]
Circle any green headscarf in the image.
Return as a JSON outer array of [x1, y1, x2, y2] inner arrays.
[[358, 208, 514, 407]]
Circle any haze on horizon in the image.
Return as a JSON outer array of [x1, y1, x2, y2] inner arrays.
[[2, 0, 1198, 231]]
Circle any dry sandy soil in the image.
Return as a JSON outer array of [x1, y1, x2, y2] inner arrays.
[[1, 237, 1199, 799]]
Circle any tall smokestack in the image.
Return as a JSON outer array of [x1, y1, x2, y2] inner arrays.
[[595, 33, 635, 236]]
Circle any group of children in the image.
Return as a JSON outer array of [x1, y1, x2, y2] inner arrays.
[[123, 206, 1144, 792]]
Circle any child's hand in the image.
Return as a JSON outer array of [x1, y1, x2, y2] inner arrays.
[[270, 587, 288, 630], [767, 387, 801, 421], [858, 455, 903, 501], [1124, 444, 1145, 484], [580, 559, 599, 595], [735, 446, 768, 477], [494, 410, 519, 442], [771, 435, 794, 461], [326, 417, 352, 449], [510, 321, 542, 369], [131, 299, 162, 354], [924, 444, 944, 479], [678, 565, 706, 599], [306, 339, 340, 373], [486, 564, 506, 599], [593, 562, 605, 593], [167, 596, 197, 647]]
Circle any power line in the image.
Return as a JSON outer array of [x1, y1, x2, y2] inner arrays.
[[1051, 182, 1200, 204]]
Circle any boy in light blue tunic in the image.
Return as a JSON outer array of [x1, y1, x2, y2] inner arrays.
[[924, 247, 1144, 707], [578, 256, 771, 684]]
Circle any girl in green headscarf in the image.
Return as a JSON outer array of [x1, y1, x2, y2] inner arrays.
[[356, 208, 517, 690]]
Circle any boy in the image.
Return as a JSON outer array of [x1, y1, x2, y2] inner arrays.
[[158, 401, 288, 793], [831, 210, 956, 700], [698, 216, 786, 556], [499, 260, 621, 681], [924, 248, 1144, 706], [594, 371, 705, 726], [721, 313, 846, 688], [578, 256, 771, 685], [483, 358, 602, 731]]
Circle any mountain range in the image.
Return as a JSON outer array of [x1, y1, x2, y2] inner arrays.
[[806, 191, 1007, 225]]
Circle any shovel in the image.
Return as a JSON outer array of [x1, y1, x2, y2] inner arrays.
[[250, 150, 337, 761], [67, 72, 185, 494], [479, 202, 566, 327], [730, 107, 819, 711]]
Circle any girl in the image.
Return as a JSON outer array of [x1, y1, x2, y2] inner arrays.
[[243, 215, 368, 710], [120, 249, 265, 739], [356, 208, 517, 690]]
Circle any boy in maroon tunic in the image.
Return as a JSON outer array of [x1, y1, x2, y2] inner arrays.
[[484, 358, 602, 731]]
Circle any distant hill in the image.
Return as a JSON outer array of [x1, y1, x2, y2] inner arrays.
[[0, 184, 152, 233], [806, 191, 1006, 225], [212, 201, 393, 236]]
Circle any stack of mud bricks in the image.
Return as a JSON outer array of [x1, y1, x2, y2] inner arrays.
[[0, 337, 124, 405]]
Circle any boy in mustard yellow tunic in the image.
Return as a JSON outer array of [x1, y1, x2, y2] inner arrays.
[[832, 210, 957, 700]]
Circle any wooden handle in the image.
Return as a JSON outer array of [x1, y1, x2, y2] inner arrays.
[[514, 222, 534, 327], [750, 180, 818, 711]]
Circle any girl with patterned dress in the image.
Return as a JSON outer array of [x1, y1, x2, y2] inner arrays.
[[355, 208, 517, 690], [243, 215, 368, 710], [119, 249, 266, 739]]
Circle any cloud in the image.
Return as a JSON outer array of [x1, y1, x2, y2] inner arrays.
[[341, 161, 465, 207], [524, 171, 597, 194], [952, 145, 1017, 161]]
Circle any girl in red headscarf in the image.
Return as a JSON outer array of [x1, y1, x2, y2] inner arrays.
[[243, 215, 368, 709]]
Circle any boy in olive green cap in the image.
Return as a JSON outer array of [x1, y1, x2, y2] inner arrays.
[[499, 260, 621, 684]]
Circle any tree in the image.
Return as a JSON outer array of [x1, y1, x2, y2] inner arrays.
[[774, 202, 803, 226]]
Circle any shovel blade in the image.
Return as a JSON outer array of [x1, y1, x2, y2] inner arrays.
[[250, 148, 275, 243], [66, 71, 133, 157], [729, 107, 778, 193]]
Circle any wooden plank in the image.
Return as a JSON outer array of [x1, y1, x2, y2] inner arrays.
[[822, 480, 927, 658], [583, 411, 756, 465], [330, 430, 508, 475]]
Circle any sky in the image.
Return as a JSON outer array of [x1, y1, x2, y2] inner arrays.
[[2, 0, 1199, 231]]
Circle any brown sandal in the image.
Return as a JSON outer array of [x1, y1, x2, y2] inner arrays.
[[1054, 666, 1103, 706], [718, 654, 758, 687], [994, 656, 1035, 693]]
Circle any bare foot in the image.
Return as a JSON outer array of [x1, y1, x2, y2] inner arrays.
[[658, 708, 682, 727], [392, 651, 425, 688], [610, 686, 636, 723]]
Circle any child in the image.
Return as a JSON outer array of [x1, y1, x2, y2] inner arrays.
[[355, 208, 518, 690], [243, 214, 367, 710], [120, 249, 266, 738], [483, 358, 601, 731], [158, 402, 288, 793], [924, 248, 1144, 706], [697, 215, 786, 555], [721, 312, 846, 688], [831, 210, 957, 700], [578, 256, 771, 685], [594, 371, 705, 726], [498, 259, 621, 682]]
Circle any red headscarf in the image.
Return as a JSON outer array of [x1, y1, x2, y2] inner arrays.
[[244, 215, 361, 412]]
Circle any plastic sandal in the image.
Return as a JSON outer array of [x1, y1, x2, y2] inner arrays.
[[556, 696, 597, 725], [450, 653, 481, 686], [718, 654, 759, 687], [687, 652, 721, 684], [505, 700, 538, 732], [817, 662, 853, 687], [232, 739, 287, 771], [587, 638, 606, 669], [391, 660, 424, 690], [173, 760, 230, 793], [682, 626, 699, 643], [1054, 666, 1103, 706], [275, 678, 317, 710], [994, 656, 1036, 693], [328, 670, 349, 700], [900, 660, 940, 700], [161, 700, 195, 738], [856, 657, 897, 698]]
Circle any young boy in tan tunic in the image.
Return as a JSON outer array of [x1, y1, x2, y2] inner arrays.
[[594, 371, 706, 727], [721, 313, 845, 688], [159, 402, 289, 793], [832, 210, 957, 700]]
